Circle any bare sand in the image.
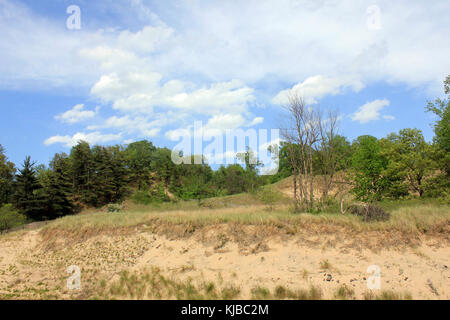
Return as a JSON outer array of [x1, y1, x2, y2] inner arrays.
[[0, 224, 448, 300]]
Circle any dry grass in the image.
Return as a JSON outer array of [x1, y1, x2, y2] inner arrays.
[[251, 285, 322, 300], [94, 267, 242, 300], [38, 201, 450, 250], [334, 284, 355, 300], [363, 290, 413, 300]]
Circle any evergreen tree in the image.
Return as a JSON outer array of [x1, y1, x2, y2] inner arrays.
[[13, 156, 45, 220], [0, 145, 16, 205], [124, 140, 156, 190], [44, 153, 74, 218], [70, 141, 93, 203], [108, 145, 129, 203]]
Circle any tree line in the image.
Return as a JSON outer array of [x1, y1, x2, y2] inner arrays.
[[275, 76, 449, 211], [0, 140, 268, 225], [0, 76, 448, 227]]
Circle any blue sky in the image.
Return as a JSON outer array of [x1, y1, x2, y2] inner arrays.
[[0, 0, 449, 166]]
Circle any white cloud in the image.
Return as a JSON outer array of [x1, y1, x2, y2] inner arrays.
[[117, 25, 174, 54], [90, 73, 254, 116], [87, 115, 163, 138], [205, 114, 246, 131], [272, 75, 364, 105], [247, 117, 264, 127], [165, 128, 191, 141], [351, 99, 392, 123], [55, 104, 99, 124], [44, 131, 122, 148], [3, 0, 448, 147], [2, 0, 450, 94]]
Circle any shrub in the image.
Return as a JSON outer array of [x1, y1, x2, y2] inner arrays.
[[0, 204, 27, 232], [131, 184, 170, 205], [131, 190, 152, 205], [348, 204, 390, 222], [149, 183, 171, 203], [257, 187, 283, 211], [107, 203, 123, 213]]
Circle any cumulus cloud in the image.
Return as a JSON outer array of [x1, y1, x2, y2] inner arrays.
[[165, 128, 191, 142], [272, 75, 364, 105], [2, 0, 450, 94], [87, 115, 163, 138], [90, 72, 255, 116], [247, 117, 264, 127], [2, 0, 447, 147], [351, 99, 393, 123], [44, 131, 122, 148], [55, 104, 99, 124]]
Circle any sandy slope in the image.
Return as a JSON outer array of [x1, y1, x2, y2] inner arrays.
[[0, 224, 448, 300]]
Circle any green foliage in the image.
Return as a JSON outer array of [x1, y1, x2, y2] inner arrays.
[[351, 136, 389, 202], [426, 76, 450, 200], [423, 174, 450, 200], [314, 134, 353, 174], [348, 204, 390, 222], [213, 164, 249, 195], [149, 183, 171, 203], [380, 128, 434, 198], [107, 203, 123, 213], [0, 145, 16, 206], [268, 142, 299, 183], [13, 156, 47, 221], [426, 75, 450, 163], [131, 190, 153, 205], [131, 183, 170, 205], [3, 78, 450, 225], [70, 140, 93, 203], [38, 153, 74, 219], [124, 140, 156, 189], [257, 187, 283, 210], [236, 147, 264, 192], [0, 204, 27, 232]]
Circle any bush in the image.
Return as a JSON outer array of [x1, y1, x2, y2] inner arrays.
[[131, 190, 153, 205], [149, 183, 171, 203], [0, 204, 27, 232], [257, 187, 283, 211], [423, 174, 450, 200], [131, 184, 171, 205], [107, 203, 123, 213], [348, 204, 390, 222]]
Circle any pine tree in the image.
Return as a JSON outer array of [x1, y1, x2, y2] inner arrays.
[[45, 153, 74, 218], [70, 141, 93, 203], [13, 156, 45, 220], [108, 145, 129, 203]]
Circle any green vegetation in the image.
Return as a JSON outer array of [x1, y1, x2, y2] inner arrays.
[[363, 290, 412, 300], [334, 285, 355, 300], [251, 285, 322, 300], [0, 204, 27, 232], [0, 76, 448, 230], [97, 267, 241, 300]]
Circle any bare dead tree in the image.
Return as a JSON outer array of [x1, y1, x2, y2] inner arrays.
[[281, 92, 320, 211], [316, 108, 339, 201]]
